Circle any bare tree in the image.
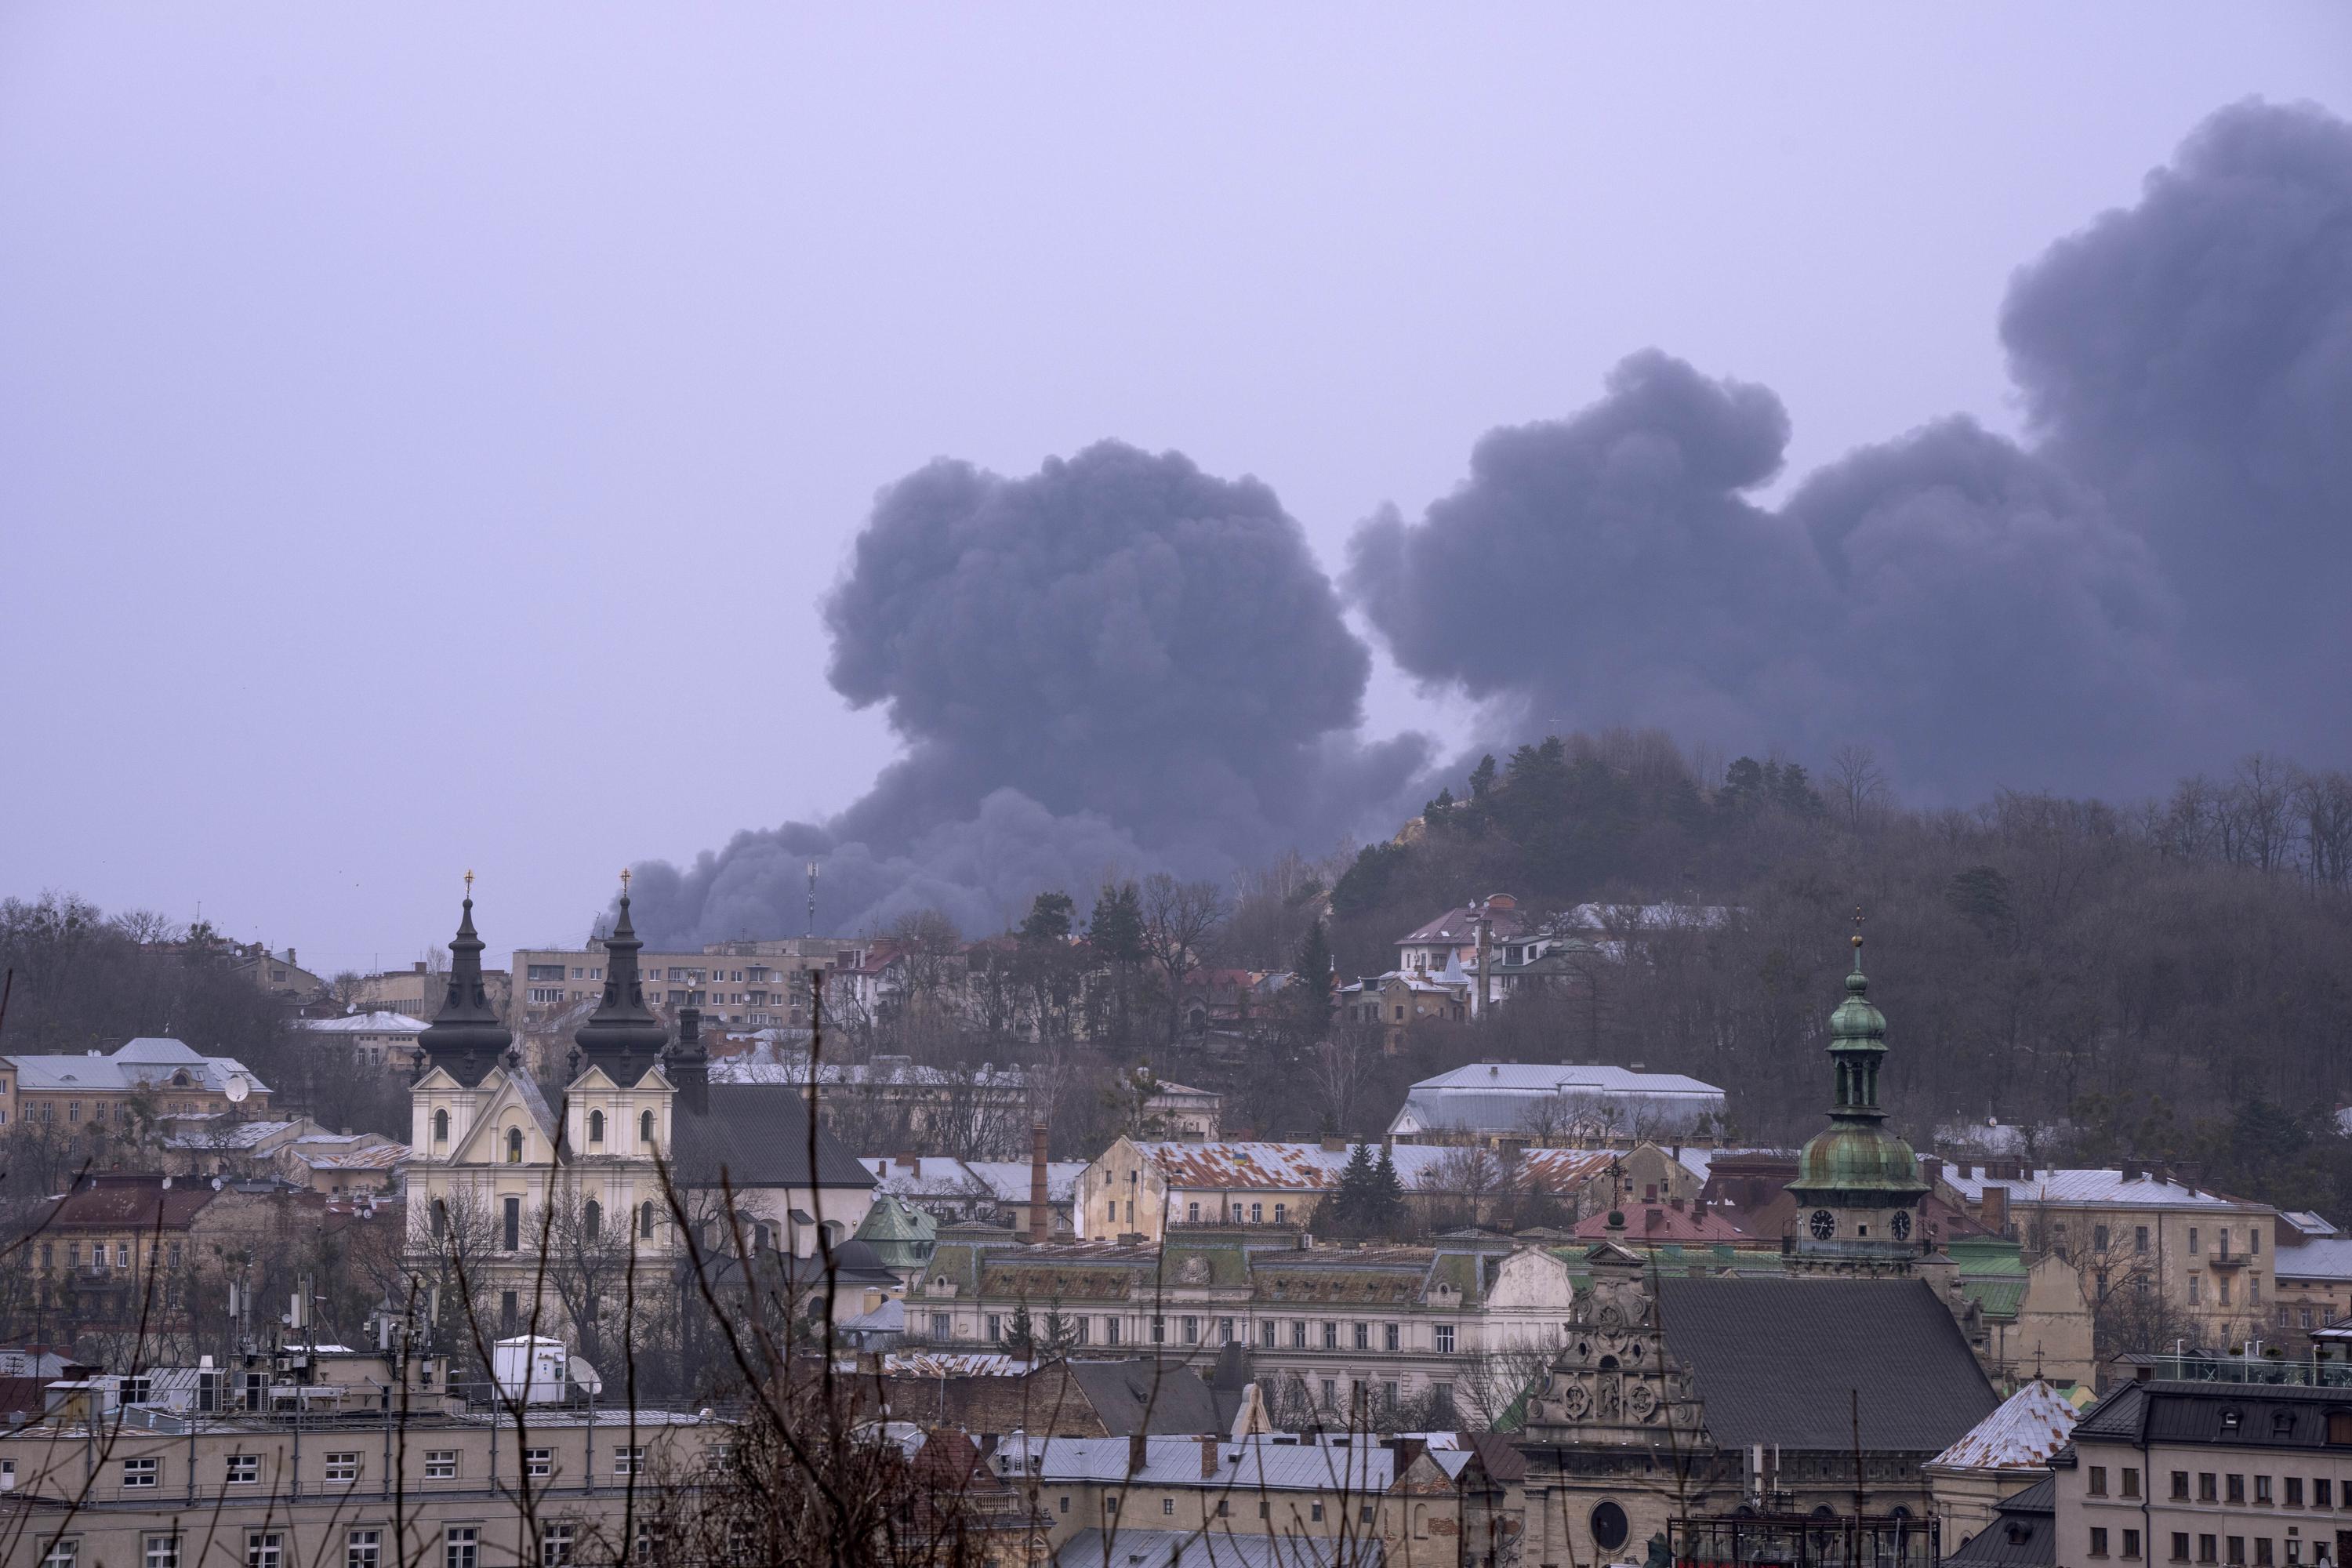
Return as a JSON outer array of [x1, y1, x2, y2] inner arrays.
[[1830, 743, 1891, 829], [1140, 873, 1229, 1044]]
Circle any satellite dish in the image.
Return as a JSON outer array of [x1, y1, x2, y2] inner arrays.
[[223, 1075, 249, 1105]]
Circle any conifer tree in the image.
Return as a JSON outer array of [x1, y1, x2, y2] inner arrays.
[[1332, 1141, 1376, 1235], [1294, 918, 1336, 1040], [1369, 1144, 1406, 1237]]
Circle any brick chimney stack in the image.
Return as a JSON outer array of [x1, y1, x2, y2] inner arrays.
[[1030, 1122, 1051, 1245]]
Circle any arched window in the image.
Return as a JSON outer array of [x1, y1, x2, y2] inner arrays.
[[584, 1200, 602, 1241], [432, 1199, 447, 1239], [640, 1201, 655, 1240], [506, 1128, 524, 1164], [433, 1109, 449, 1143], [588, 1110, 604, 1144], [641, 1110, 655, 1144]]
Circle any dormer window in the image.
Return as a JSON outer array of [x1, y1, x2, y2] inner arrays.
[[506, 1128, 524, 1164], [589, 1110, 605, 1145]]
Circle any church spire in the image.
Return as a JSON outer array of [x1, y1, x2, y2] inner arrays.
[[416, 871, 513, 1087], [573, 869, 669, 1082], [1787, 909, 1929, 1272]]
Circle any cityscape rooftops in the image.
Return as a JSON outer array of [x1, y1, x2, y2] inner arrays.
[[299, 1011, 427, 1034]]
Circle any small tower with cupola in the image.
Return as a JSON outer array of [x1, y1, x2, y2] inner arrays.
[[1785, 916, 1930, 1276], [562, 872, 676, 1262]]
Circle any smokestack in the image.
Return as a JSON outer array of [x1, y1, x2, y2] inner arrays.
[[1030, 1123, 1051, 1245], [1200, 1436, 1218, 1479], [1982, 1185, 2010, 1235]]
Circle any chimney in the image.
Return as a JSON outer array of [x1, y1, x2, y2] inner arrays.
[[1200, 1436, 1218, 1479], [287, 948, 296, 967], [1030, 1123, 1051, 1246], [1982, 1185, 2010, 1233], [412, 961, 426, 975], [1322, 1136, 1346, 1153], [899, 1150, 920, 1175], [2122, 1160, 2143, 1182], [1128, 1432, 1149, 1476], [1922, 1155, 1944, 1186], [1394, 1436, 1425, 1475], [1669, 1197, 1685, 1213]]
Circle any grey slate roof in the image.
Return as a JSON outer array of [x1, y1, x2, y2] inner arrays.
[[1060, 1359, 1228, 1436], [2074, 1379, 2352, 1450], [1944, 1474, 2056, 1568], [672, 1084, 877, 1190], [1653, 1276, 1998, 1452]]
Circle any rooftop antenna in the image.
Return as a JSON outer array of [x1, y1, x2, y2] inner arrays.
[[807, 860, 818, 940]]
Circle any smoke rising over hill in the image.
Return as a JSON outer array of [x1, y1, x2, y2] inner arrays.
[[633, 98, 2352, 944]]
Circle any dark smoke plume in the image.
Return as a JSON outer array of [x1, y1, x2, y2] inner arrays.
[[632, 442, 1428, 944], [636, 99, 2351, 941], [1349, 98, 2347, 800]]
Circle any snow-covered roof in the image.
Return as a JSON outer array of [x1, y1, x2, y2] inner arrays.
[[1388, 1062, 1724, 1138], [1940, 1167, 2268, 1212], [859, 1156, 1085, 1205], [1671, 1147, 1788, 1186], [2282, 1210, 2340, 1239], [299, 1011, 427, 1034], [1926, 1379, 2078, 1472], [1128, 1140, 1615, 1196], [1561, 902, 1732, 932], [161, 1119, 303, 1151], [1008, 1433, 1399, 1492], [286, 1138, 411, 1172]]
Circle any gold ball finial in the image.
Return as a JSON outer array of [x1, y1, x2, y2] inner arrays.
[[1852, 906, 1864, 947]]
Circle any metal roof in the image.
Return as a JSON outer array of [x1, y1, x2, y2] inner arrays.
[[1406, 1062, 1724, 1098], [2273, 1237, 2352, 1282], [299, 1012, 427, 1034], [1927, 1380, 2080, 1471], [1131, 1141, 1613, 1196], [8, 1040, 270, 1096], [1940, 1167, 2268, 1212]]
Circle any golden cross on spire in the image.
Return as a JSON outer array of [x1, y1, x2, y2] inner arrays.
[[464, 868, 474, 895], [619, 866, 632, 895]]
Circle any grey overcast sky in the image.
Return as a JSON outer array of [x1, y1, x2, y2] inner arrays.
[[2, 6, 2347, 971]]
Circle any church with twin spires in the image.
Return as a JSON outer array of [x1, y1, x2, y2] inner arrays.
[[401, 875, 878, 1344]]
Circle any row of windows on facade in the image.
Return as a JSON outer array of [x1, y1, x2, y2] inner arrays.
[[1035, 1493, 1382, 1526], [1107, 1200, 1295, 1226], [2147, 1532, 2346, 1565], [2062, 1222, 2264, 1259], [108, 1444, 652, 1490], [2090, 1269, 2267, 1307], [430, 1196, 658, 1249], [2102, 1452, 2352, 1505], [1, 1098, 215, 1127], [430, 1109, 655, 1151], [37, 1519, 643, 1568], [29, 1240, 183, 1272], [526, 963, 808, 986], [938, 1311, 1460, 1354]]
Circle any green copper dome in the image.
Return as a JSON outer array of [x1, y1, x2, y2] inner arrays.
[[1789, 933, 1928, 1207]]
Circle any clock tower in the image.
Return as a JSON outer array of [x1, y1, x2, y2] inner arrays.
[[1785, 920, 1930, 1276]]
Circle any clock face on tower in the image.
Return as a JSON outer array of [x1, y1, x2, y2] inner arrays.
[[1809, 1209, 1836, 1240], [1892, 1209, 1913, 1240]]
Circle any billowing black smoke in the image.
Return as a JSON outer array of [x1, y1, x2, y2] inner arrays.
[[1350, 98, 2348, 800], [630, 442, 1429, 945], [635, 98, 2351, 941]]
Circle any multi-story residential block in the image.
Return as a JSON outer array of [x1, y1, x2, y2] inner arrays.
[[507, 935, 866, 1034], [1941, 1162, 2279, 1355], [229, 942, 327, 1000], [1074, 1136, 1653, 1243], [2060, 1367, 2352, 1568], [3, 1037, 271, 1130]]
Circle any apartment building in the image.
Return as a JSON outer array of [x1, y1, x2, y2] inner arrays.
[[2272, 1224, 2352, 1352], [508, 935, 865, 1033], [297, 1010, 428, 1069], [1944, 1163, 2278, 1352], [0, 1389, 723, 1568], [2060, 1371, 2352, 1568]]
